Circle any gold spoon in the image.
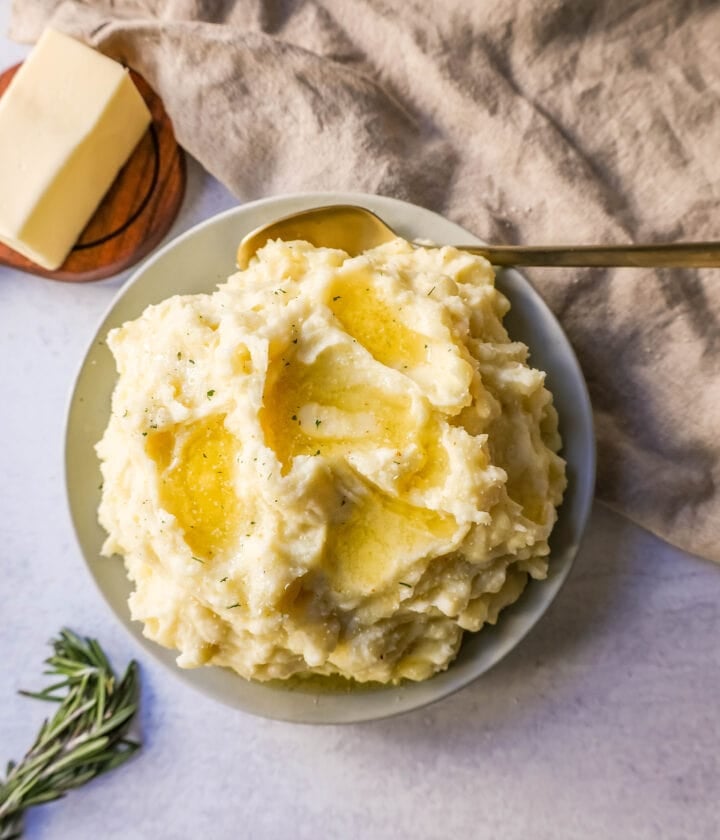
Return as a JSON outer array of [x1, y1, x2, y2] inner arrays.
[[237, 204, 720, 269]]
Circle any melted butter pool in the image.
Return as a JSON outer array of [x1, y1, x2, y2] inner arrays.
[[325, 488, 457, 595], [147, 415, 239, 558], [260, 344, 418, 474], [329, 273, 428, 370]]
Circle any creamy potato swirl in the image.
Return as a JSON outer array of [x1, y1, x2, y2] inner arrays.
[[97, 238, 566, 683]]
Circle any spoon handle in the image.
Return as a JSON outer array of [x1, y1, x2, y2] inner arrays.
[[465, 242, 720, 268]]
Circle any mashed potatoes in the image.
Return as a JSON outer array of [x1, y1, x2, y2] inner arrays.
[[97, 238, 566, 683]]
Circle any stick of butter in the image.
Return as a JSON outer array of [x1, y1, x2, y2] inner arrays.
[[0, 29, 152, 271]]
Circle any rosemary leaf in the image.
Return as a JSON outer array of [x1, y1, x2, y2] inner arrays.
[[0, 630, 141, 839]]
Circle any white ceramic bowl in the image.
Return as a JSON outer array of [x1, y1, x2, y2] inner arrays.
[[65, 192, 596, 724]]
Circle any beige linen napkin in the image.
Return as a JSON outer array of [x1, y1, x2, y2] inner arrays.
[[10, 0, 720, 562]]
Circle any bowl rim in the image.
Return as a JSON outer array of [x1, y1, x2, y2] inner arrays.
[[64, 191, 596, 724]]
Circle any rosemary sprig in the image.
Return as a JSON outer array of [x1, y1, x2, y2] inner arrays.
[[0, 629, 141, 839]]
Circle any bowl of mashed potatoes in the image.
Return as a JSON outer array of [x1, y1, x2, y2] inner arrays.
[[66, 192, 595, 723]]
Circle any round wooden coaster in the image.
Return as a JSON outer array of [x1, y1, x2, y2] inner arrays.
[[0, 63, 186, 282]]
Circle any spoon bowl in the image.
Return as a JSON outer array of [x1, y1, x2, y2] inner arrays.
[[237, 204, 720, 269]]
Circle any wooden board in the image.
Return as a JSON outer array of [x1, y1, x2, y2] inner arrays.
[[0, 63, 186, 282]]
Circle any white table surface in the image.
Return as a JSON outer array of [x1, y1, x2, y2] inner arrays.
[[1, 14, 719, 840]]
